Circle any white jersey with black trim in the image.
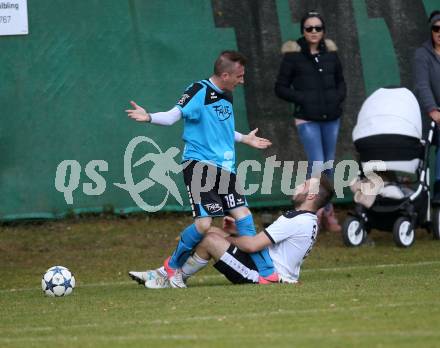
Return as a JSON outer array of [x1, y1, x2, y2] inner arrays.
[[264, 210, 318, 283]]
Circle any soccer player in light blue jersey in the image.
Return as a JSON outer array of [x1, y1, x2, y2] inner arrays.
[[126, 51, 278, 288]]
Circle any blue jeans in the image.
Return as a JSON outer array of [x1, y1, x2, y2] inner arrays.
[[296, 119, 341, 178]]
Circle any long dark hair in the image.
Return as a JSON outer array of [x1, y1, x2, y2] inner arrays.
[[429, 10, 440, 47]]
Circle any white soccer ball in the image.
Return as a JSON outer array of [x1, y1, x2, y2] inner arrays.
[[41, 265, 76, 297]]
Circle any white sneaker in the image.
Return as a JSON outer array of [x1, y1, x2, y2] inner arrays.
[[145, 270, 170, 289], [169, 270, 187, 289], [163, 257, 187, 289], [128, 268, 170, 289], [129, 270, 149, 284], [279, 274, 299, 284]]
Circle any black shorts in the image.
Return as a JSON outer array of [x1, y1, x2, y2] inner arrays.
[[183, 160, 247, 218], [213, 245, 259, 284]]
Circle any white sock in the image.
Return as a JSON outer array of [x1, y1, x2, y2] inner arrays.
[[181, 253, 209, 279]]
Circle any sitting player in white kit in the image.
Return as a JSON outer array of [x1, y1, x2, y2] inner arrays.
[[129, 176, 334, 287]]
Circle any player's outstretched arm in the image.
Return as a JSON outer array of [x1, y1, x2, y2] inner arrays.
[[126, 101, 151, 122], [241, 128, 272, 149], [227, 232, 272, 253], [126, 102, 182, 125]]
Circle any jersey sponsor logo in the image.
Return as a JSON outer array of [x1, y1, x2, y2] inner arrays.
[[213, 104, 232, 121], [177, 93, 190, 106], [176, 83, 203, 107], [204, 202, 223, 214]]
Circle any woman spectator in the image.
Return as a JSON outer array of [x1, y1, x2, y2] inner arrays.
[[275, 10, 346, 232], [414, 10, 440, 202]]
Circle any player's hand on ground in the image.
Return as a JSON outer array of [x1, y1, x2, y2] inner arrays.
[[242, 128, 272, 149], [222, 216, 237, 234], [126, 101, 151, 122]]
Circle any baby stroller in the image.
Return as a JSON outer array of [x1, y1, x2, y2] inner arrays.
[[342, 87, 437, 248]]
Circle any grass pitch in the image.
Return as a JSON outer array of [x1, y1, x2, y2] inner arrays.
[[1, 211, 440, 348]]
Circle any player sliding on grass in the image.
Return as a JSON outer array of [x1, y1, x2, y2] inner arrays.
[[126, 50, 277, 287], [130, 177, 334, 287]]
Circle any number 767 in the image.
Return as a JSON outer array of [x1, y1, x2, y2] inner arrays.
[[0, 16, 11, 24]]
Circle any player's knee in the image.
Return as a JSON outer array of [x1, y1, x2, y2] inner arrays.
[[200, 232, 223, 249], [195, 218, 212, 234], [207, 226, 227, 237]]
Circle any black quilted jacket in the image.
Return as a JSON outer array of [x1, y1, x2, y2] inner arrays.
[[275, 37, 346, 121]]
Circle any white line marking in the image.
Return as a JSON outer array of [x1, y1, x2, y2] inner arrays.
[[2, 325, 440, 343], [0, 300, 437, 335], [3, 331, 439, 344]]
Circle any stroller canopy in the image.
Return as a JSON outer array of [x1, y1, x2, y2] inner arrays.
[[352, 87, 423, 173]]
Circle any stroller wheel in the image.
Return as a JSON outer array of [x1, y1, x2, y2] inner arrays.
[[432, 208, 440, 240], [342, 216, 366, 247], [392, 217, 414, 247]]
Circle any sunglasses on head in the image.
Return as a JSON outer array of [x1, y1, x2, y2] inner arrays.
[[304, 26, 324, 33], [432, 25, 440, 33]]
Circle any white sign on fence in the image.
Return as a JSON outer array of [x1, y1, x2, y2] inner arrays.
[[0, 1, 28, 36]]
